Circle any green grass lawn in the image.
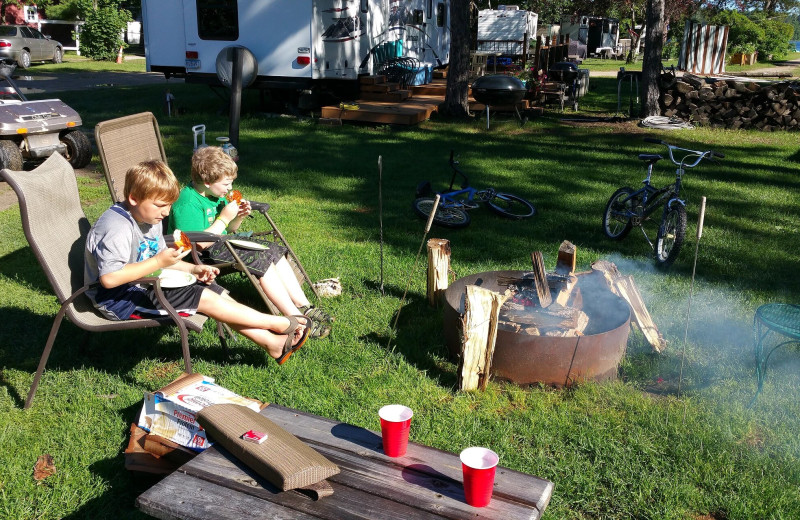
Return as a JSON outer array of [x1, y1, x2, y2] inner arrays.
[[0, 70, 799, 519]]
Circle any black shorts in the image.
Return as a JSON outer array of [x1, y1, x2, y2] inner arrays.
[[203, 235, 288, 278], [144, 281, 226, 317]]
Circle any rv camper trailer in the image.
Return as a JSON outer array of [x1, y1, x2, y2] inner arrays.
[[476, 6, 538, 56], [558, 16, 619, 58], [142, 0, 450, 101]]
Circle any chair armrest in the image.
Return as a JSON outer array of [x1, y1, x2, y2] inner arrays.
[[249, 200, 271, 213]]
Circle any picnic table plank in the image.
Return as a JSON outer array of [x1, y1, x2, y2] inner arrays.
[[137, 472, 317, 520], [262, 405, 553, 514], [178, 444, 450, 520]]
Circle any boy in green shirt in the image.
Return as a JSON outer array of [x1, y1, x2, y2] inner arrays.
[[170, 146, 332, 338]]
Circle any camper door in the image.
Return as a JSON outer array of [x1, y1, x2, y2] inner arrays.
[[182, 0, 315, 80], [313, 0, 370, 80]]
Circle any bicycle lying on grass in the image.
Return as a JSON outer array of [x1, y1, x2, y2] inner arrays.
[[602, 137, 724, 267], [413, 151, 536, 228]]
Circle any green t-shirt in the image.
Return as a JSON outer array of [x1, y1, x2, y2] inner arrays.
[[169, 186, 227, 234]]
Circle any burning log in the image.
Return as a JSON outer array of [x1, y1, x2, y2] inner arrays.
[[530, 251, 552, 308], [426, 238, 451, 307], [555, 240, 577, 275], [502, 303, 589, 332], [458, 285, 510, 391]]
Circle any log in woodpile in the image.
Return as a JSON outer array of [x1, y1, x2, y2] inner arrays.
[[426, 238, 451, 307], [661, 73, 800, 130]]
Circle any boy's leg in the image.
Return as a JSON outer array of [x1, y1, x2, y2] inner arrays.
[[259, 264, 303, 316], [274, 258, 311, 308], [197, 289, 300, 335]]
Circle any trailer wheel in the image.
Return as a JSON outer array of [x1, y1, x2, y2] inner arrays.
[[0, 140, 23, 170], [60, 129, 92, 169]]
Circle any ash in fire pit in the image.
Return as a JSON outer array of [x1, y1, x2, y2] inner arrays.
[[444, 270, 631, 387]]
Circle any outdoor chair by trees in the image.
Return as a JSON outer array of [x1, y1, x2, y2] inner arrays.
[[1, 153, 228, 409], [94, 112, 318, 316]]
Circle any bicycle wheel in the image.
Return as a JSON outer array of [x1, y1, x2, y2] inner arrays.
[[413, 197, 470, 228], [486, 192, 536, 219], [655, 203, 687, 267], [602, 187, 636, 240]]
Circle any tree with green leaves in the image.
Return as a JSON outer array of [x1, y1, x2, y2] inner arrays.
[[73, 0, 131, 60]]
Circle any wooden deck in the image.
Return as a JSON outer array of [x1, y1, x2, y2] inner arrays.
[[320, 78, 529, 126], [137, 404, 554, 519]]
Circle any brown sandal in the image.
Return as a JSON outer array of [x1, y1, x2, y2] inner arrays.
[[276, 315, 310, 365]]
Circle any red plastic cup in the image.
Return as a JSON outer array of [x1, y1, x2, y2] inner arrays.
[[460, 447, 499, 507], [378, 404, 413, 457]]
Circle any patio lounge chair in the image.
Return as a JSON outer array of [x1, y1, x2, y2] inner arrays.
[[1, 153, 228, 409], [94, 112, 318, 316]]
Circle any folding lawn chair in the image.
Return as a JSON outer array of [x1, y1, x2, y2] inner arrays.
[[94, 112, 318, 316], [1, 153, 229, 409]]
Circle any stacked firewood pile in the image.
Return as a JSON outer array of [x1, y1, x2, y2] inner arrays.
[[661, 73, 800, 130]]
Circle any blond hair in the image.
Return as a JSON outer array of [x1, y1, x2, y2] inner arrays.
[[124, 160, 180, 203], [191, 146, 238, 185]]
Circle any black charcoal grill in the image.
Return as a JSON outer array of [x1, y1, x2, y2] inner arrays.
[[470, 74, 527, 129]]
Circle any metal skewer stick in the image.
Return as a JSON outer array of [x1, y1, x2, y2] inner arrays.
[[378, 156, 384, 296], [387, 195, 440, 351], [679, 196, 706, 420]]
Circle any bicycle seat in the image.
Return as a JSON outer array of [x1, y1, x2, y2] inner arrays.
[[638, 154, 663, 163]]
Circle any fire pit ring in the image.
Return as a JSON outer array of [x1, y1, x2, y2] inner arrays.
[[443, 270, 631, 387]]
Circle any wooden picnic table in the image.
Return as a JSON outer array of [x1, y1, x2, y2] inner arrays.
[[137, 404, 554, 519]]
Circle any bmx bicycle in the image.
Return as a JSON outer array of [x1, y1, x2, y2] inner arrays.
[[602, 137, 724, 267], [413, 151, 535, 228]]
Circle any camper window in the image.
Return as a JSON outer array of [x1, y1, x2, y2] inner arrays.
[[428, 0, 433, 18], [196, 0, 239, 41], [413, 9, 424, 24], [437, 3, 445, 27]]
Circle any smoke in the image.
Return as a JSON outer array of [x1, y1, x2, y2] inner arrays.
[[599, 253, 751, 353]]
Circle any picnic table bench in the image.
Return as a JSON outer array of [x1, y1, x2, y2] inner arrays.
[[137, 404, 554, 519]]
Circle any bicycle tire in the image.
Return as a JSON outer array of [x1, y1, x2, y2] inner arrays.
[[655, 203, 687, 267], [603, 187, 636, 240], [486, 192, 536, 219], [413, 197, 470, 228]]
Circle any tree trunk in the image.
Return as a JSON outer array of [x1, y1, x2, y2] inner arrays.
[[640, 0, 665, 117], [442, 0, 471, 117]]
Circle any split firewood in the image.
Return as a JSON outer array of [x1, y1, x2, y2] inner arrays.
[[459, 285, 511, 391], [426, 238, 451, 306], [530, 251, 552, 308], [502, 304, 588, 333], [554, 276, 579, 306], [541, 327, 583, 337], [555, 240, 577, 275], [590, 260, 622, 295], [613, 275, 666, 353]]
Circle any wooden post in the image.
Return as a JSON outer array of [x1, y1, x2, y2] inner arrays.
[[530, 251, 552, 308], [458, 285, 509, 391], [522, 32, 529, 71], [533, 37, 541, 75], [426, 238, 450, 306]]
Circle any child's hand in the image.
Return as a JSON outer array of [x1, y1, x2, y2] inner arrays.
[[220, 200, 240, 223], [155, 247, 190, 268], [237, 199, 252, 218], [192, 264, 219, 283]]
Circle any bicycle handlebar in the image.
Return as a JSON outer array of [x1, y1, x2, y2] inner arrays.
[[643, 137, 723, 167]]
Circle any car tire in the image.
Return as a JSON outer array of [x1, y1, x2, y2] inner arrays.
[[18, 50, 31, 69], [60, 129, 92, 168], [52, 48, 62, 64], [0, 140, 23, 171]]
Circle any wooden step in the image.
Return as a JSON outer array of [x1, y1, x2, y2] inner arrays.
[[360, 90, 412, 102], [360, 82, 402, 93], [359, 75, 387, 85], [321, 98, 439, 125]]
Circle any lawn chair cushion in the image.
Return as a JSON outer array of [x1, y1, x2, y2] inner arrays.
[[197, 403, 340, 491]]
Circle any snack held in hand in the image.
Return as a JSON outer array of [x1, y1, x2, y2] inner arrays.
[[226, 189, 244, 207], [173, 229, 192, 251]]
